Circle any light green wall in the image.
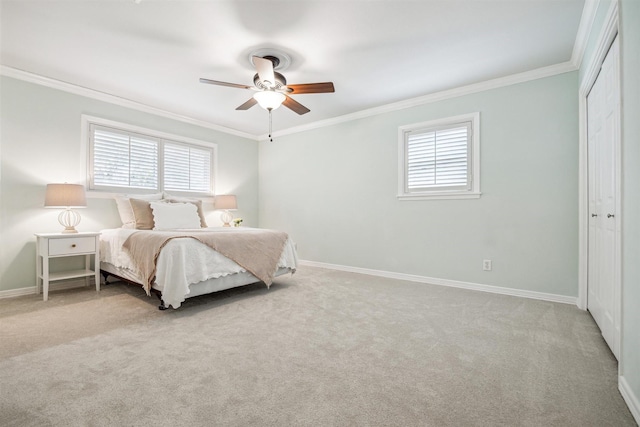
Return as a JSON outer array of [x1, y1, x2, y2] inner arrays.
[[620, 0, 640, 414], [259, 72, 579, 297], [0, 76, 258, 292]]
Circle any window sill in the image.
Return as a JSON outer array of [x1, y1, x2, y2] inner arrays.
[[397, 191, 481, 201]]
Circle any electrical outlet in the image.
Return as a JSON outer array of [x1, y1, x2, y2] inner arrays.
[[483, 259, 492, 271]]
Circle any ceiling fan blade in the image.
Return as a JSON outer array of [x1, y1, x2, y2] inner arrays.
[[199, 78, 252, 90], [252, 56, 276, 88], [236, 97, 258, 110], [286, 82, 335, 94], [283, 95, 310, 115]]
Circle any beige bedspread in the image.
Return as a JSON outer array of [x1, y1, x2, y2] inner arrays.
[[122, 228, 289, 294]]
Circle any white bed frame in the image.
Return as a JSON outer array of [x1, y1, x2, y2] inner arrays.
[[100, 262, 293, 309]]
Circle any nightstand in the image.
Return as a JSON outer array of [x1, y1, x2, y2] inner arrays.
[[35, 232, 101, 301]]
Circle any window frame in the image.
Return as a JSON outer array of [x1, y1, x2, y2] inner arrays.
[[397, 112, 481, 200], [82, 115, 217, 197]]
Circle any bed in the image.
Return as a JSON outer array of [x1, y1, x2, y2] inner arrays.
[[100, 227, 298, 309], [102, 193, 297, 309]]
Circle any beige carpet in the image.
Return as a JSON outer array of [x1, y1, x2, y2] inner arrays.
[[0, 266, 636, 426]]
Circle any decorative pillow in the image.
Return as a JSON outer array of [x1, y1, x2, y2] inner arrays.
[[150, 202, 201, 230], [129, 198, 156, 230], [115, 192, 163, 228], [163, 197, 208, 228]]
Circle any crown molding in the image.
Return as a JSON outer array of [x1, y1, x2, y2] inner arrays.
[[0, 65, 258, 141], [2, 59, 577, 143], [263, 60, 577, 140], [571, 0, 600, 68], [579, 0, 619, 94]]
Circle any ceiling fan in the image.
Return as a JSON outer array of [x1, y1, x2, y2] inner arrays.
[[200, 55, 335, 140]]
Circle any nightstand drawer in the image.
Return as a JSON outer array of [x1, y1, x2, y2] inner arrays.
[[48, 237, 96, 256]]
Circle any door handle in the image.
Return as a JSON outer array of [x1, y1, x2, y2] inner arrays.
[[607, 213, 615, 218], [591, 213, 598, 217]]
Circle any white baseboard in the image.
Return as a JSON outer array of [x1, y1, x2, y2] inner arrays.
[[0, 287, 38, 299], [299, 260, 577, 305], [2, 262, 578, 307], [0, 278, 97, 300], [620, 376, 640, 425]]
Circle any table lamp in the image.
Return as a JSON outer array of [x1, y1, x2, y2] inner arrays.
[[44, 183, 87, 233], [214, 194, 237, 227]]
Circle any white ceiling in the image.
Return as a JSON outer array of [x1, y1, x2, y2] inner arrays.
[[1, 0, 586, 137]]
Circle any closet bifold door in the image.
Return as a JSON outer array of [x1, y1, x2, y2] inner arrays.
[[586, 36, 620, 360]]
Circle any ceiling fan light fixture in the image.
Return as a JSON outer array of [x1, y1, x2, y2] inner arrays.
[[253, 91, 286, 110]]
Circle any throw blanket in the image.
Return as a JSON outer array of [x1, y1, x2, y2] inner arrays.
[[122, 228, 289, 295]]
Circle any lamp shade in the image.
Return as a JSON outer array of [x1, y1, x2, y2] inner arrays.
[[214, 194, 237, 210], [44, 183, 87, 208], [253, 91, 286, 110]]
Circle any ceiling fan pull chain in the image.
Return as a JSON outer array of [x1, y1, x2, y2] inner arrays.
[[268, 108, 273, 142]]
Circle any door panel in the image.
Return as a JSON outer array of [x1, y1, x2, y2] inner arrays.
[[587, 36, 620, 359]]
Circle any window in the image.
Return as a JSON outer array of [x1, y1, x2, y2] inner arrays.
[[398, 113, 480, 200], [84, 116, 216, 195], [92, 126, 159, 190], [163, 142, 211, 193]]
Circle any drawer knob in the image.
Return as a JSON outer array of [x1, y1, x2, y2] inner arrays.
[[71, 244, 76, 248]]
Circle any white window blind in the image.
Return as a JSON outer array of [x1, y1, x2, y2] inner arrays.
[[92, 125, 159, 190], [86, 117, 215, 195], [398, 113, 480, 200], [406, 123, 471, 192], [164, 142, 212, 193]]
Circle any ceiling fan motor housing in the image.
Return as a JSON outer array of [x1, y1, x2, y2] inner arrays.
[[254, 71, 287, 90]]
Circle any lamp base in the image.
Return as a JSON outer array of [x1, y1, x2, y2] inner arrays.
[[220, 210, 234, 227], [59, 209, 81, 234]]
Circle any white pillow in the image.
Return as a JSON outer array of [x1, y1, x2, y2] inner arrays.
[[150, 202, 201, 230], [162, 195, 208, 228], [115, 192, 163, 228]]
